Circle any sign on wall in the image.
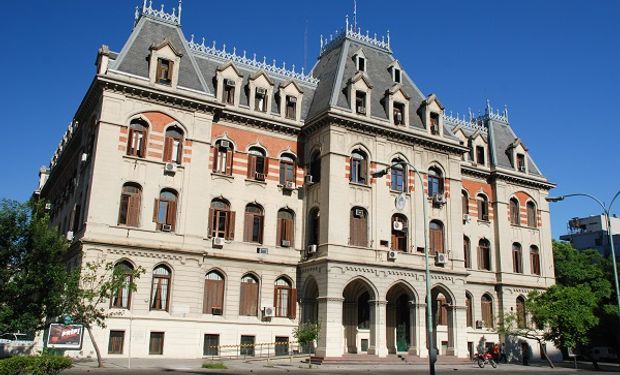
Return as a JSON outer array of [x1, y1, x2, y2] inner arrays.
[[46, 323, 84, 350]]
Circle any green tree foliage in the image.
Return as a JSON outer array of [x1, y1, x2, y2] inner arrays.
[[0, 199, 69, 334], [293, 322, 320, 368], [497, 312, 554, 367]]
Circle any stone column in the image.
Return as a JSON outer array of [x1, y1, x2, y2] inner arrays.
[[407, 300, 418, 355], [367, 300, 388, 357], [417, 302, 429, 358], [315, 297, 344, 358], [446, 305, 457, 356]]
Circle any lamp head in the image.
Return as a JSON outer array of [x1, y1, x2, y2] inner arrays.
[[371, 169, 388, 178], [546, 196, 565, 202]]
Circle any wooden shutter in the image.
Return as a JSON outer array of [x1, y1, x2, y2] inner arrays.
[[167, 61, 174, 81], [274, 287, 280, 315], [226, 211, 235, 240], [163, 137, 173, 161], [257, 215, 264, 243], [176, 139, 183, 163], [286, 218, 294, 244], [288, 288, 297, 319], [360, 159, 368, 183], [208, 208, 216, 237], [156, 60, 164, 82], [152, 199, 160, 222], [212, 146, 219, 172], [127, 129, 134, 155], [263, 157, 269, 177], [277, 218, 283, 245], [225, 149, 233, 175], [477, 246, 482, 269], [350, 213, 356, 246], [359, 215, 367, 247], [203, 279, 211, 313], [466, 298, 472, 327], [205, 279, 224, 313], [127, 194, 140, 227], [244, 212, 253, 242], [166, 200, 177, 229], [139, 129, 146, 157], [247, 155, 255, 178]]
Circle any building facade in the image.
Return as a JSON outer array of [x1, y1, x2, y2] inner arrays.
[[560, 215, 620, 257], [37, 2, 556, 361]]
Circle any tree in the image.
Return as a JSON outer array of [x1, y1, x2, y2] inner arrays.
[[293, 322, 320, 368], [0, 199, 69, 334], [62, 260, 144, 368], [497, 312, 554, 367]]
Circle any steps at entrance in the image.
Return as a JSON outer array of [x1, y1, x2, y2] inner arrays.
[[309, 354, 471, 365]]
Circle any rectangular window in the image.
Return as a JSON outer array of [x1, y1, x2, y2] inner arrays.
[[239, 281, 259, 316], [476, 146, 485, 165], [275, 287, 290, 317], [214, 145, 234, 175], [108, 331, 125, 354], [244, 212, 264, 243], [153, 198, 177, 231], [209, 208, 235, 240], [240, 335, 255, 357], [531, 251, 541, 275], [156, 59, 173, 85], [278, 218, 294, 246], [430, 113, 440, 134], [203, 334, 219, 357], [355, 91, 366, 114], [255, 89, 267, 112], [149, 332, 164, 355], [393, 68, 401, 83], [285, 96, 297, 119], [275, 336, 289, 356], [204, 278, 225, 315], [516, 153, 526, 172], [393, 103, 404, 125]]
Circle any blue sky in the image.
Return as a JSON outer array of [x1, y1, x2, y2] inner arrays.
[[0, 0, 618, 239]]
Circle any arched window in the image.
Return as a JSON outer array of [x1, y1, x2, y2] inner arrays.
[[391, 214, 408, 251], [118, 183, 142, 227], [244, 204, 264, 243], [350, 150, 368, 185], [154, 189, 178, 231], [481, 294, 494, 328], [358, 291, 370, 329], [274, 277, 296, 318], [509, 198, 520, 225], [209, 199, 235, 240], [527, 201, 537, 227], [427, 167, 443, 197], [204, 271, 225, 315], [513, 243, 523, 273], [150, 265, 171, 311], [477, 194, 489, 221], [127, 119, 148, 157], [239, 274, 259, 316], [163, 126, 184, 164], [309, 151, 321, 183], [429, 220, 444, 254], [279, 154, 296, 185], [248, 147, 267, 181], [213, 139, 234, 175], [516, 296, 526, 329], [465, 293, 473, 327], [464, 236, 471, 269], [390, 159, 406, 192], [478, 239, 491, 271], [277, 209, 295, 247], [530, 245, 541, 275], [111, 261, 134, 309], [308, 208, 320, 246], [435, 293, 448, 326], [462, 190, 469, 215], [350, 207, 368, 247]]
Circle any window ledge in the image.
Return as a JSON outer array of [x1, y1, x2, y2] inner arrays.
[[477, 219, 491, 224], [123, 155, 185, 168], [389, 190, 410, 195], [245, 178, 267, 186], [349, 181, 371, 189], [211, 172, 234, 179]]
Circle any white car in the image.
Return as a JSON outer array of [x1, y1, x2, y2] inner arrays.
[[0, 333, 34, 344]]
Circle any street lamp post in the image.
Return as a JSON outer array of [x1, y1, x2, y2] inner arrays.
[[373, 161, 436, 375], [546, 190, 620, 321]]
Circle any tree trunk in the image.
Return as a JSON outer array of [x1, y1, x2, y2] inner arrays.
[[538, 340, 554, 368], [86, 326, 103, 368]]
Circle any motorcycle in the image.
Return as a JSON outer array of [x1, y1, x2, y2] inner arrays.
[[474, 352, 497, 368]]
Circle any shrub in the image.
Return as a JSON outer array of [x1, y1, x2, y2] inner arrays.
[[0, 355, 72, 375], [202, 362, 227, 369]]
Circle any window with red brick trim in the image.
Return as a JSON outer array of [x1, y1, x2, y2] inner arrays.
[[127, 119, 148, 158], [478, 239, 491, 271], [350, 207, 368, 247], [118, 183, 142, 227], [213, 140, 234, 175], [527, 201, 537, 227], [530, 245, 541, 275], [429, 220, 444, 255], [427, 167, 443, 197], [279, 154, 296, 185], [247, 147, 267, 181], [163, 126, 183, 164], [391, 214, 408, 251], [390, 159, 406, 192], [477, 194, 489, 221], [462, 190, 469, 215], [464, 236, 471, 269], [513, 243, 523, 273], [350, 150, 368, 185], [509, 198, 520, 225]]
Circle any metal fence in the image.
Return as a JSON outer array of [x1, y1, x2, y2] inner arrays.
[[202, 341, 315, 361]]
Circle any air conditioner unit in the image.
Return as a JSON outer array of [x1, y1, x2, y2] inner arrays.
[[66, 231, 74, 241], [288, 96, 297, 103], [161, 224, 173, 232], [306, 244, 317, 254], [80, 153, 88, 163], [387, 250, 397, 260], [262, 306, 275, 318], [357, 106, 366, 114], [463, 214, 471, 223], [435, 252, 447, 265], [211, 307, 223, 315], [220, 140, 231, 149], [354, 208, 365, 217], [393, 221, 404, 231], [164, 162, 177, 174], [224, 78, 236, 86], [213, 237, 225, 247], [284, 181, 295, 190], [45, 203, 52, 210], [475, 320, 484, 329], [304, 175, 313, 184], [256, 247, 269, 255], [281, 240, 291, 247], [432, 193, 446, 205], [256, 87, 267, 95], [254, 172, 265, 181]]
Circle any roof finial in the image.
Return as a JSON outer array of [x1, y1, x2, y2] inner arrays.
[[387, 30, 390, 48], [177, 0, 182, 25], [486, 99, 491, 115], [353, 0, 357, 32], [345, 14, 349, 32], [504, 104, 509, 121], [142, 0, 147, 12]]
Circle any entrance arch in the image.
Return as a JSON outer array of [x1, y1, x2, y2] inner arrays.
[[301, 277, 319, 323], [386, 282, 417, 354], [431, 285, 455, 356], [342, 278, 377, 354]]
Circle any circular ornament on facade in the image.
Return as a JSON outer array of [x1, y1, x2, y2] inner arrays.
[[395, 193, 407, 211]]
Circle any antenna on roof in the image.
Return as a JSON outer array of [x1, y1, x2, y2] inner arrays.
[[353, 0, 357, 32]]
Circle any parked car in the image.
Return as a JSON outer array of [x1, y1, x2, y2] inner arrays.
[[0, 333, 34, 343]]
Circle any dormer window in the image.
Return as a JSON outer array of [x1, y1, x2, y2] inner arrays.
[[224, 79, 236, 105], [285, 96, 297, 119], [393, 102, 405, 125], [516, 154, 526, 172], [355, 91, 367, 114], [476, 146, 485, 165], [430, 113, 440, 135], [157, 58, 173, 85], [357, 56, 366, 72], [255, 87, 268, 112], [393, 68, 401, 83]]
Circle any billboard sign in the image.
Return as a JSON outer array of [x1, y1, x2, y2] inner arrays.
[[47, 323, 84, 350]]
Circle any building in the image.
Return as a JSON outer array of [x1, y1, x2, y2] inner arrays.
[[560, 215, 620, 257], [37, 1, 557, 361]]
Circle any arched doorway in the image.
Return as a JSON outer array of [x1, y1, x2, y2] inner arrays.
[[302, 277, 319, 323], [431, 286, 455, 356], [342, 278, 376, 354], [386, 283, 416, 354]]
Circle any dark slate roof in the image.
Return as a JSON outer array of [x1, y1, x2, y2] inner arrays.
[[489, 119, 543, 177]]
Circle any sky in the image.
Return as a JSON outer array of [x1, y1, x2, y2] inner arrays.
[[0, 0, 618, 239]]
